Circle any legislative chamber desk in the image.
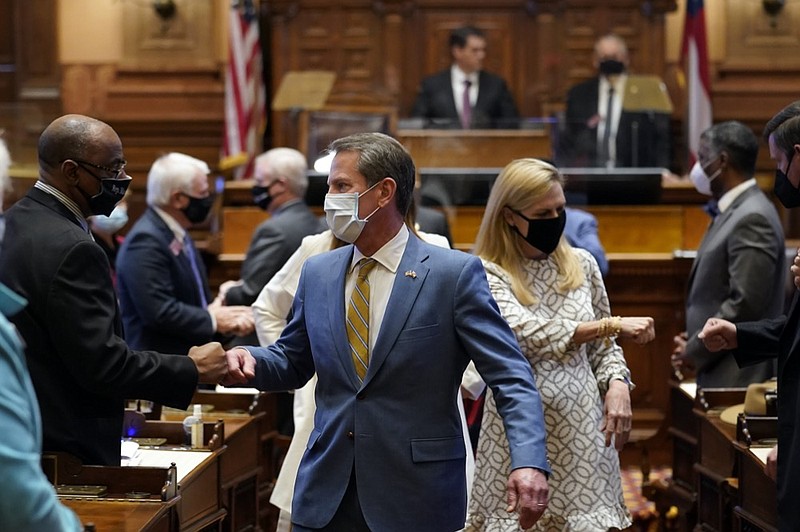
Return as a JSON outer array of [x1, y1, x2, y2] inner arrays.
[[50, 443, 222, 532], [396, 127, 551, 168], [52, 389, 280, 532], [646, 384, 779, 532]]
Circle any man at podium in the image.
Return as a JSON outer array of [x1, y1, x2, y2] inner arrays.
[[410, 26, 519, 129], [559, 34, 671, 168]]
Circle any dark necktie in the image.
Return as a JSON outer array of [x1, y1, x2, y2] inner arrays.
[[703, 199, 720, 220], [461, 80, 472, 129], [601, 86, 615, 166], [183, 235, 208, 308]]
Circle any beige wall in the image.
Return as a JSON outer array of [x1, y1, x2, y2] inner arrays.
[[58, 0, 229, 64], [58, 0, 122, 63], [665, 0, 726, 63]]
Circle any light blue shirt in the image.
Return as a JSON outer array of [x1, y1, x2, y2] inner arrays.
[[0, 282, 82, 531]]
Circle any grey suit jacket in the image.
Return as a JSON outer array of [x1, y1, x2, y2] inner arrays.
[[685, 185, 784, 387], [225, 200, 324, 306]]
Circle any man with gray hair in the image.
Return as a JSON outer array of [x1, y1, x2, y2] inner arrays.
[[116, 152, 255, 356], [219, 147, 323, 306]]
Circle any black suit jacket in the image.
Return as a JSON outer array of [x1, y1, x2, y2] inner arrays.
[[226, 200, 324, 306], [411, 69, 519, 129], [416, 205, 452, 247], [560, 76, 670, 168], [736, 305, 800, 531], [117, 208, 216, 355], [0, 188, 197, 465]]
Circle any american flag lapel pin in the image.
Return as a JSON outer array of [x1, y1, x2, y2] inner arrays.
[[404, 270, 417, 279]]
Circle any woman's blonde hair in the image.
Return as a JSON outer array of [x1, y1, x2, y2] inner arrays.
[[474, 158, 584, 305]]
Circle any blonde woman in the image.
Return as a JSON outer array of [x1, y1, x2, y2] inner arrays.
[[464, 158, 654, 531]]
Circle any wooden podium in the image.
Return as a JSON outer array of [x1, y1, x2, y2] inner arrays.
[[397, 128, 551, 168]]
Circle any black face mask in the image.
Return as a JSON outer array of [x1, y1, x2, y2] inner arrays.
[[512, 209, 567, 256], [182, 194, 215, 224], [775, 152, 800, 208], [598, 59, 625, 76], [252, 184, 272, 211], [81, 176, 132, 217]]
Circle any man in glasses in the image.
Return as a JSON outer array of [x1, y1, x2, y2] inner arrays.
[[0, 114, 253, 466]]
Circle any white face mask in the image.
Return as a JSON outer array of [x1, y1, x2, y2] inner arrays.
[[90, 204, 129, 234], [324, 181, 381, 243], [689, 159, 721, 196]]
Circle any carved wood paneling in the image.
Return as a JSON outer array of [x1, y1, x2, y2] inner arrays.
[[266, 1, 678, 149], [0, 1, 14, 102], [121, 0, 216, 68], [16, 0, 60, 95]]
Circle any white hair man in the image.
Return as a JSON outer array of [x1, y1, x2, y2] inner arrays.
[[116, 152, 255, 356]]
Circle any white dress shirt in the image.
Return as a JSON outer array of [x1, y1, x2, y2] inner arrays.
[[597, 74, 627, 166]]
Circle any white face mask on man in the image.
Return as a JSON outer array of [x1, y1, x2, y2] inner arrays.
[[324, 181, 381, 243], [689, 158, 722, 196]]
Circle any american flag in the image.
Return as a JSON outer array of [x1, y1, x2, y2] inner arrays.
[[681, 0, 712, 167], [222, 0, 265, 179]]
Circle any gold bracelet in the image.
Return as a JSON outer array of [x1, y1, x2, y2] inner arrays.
[[597, 317, 607, 339]]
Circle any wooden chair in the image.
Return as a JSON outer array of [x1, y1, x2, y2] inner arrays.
[[297, 104, 398, 166]]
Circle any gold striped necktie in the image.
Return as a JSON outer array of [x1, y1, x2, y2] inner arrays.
[[347, 258, 378, 380]]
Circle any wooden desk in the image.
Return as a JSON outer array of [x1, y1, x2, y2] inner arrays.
[[642, 380, 698, 531], [162, 390, 280, 532], [192, 389, 282, 532], [733, 445, 777, 531], [397, 128, 551, 168], [694, 390, 744, 532], [47, 447, 225, 532], [62, 499, 178, 532]]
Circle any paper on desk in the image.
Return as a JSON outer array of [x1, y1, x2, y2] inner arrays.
[[121, 440, 142, 467], [679, 382, 697, 399], [751, 446, 773, 466], [128, 449, 213, 483], [215, 384, 261, 394]]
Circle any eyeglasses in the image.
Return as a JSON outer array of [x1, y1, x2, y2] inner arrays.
[[67, 158, 128, 180]]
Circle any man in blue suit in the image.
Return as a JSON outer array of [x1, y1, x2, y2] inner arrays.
[[117, 153, 254, 355], [228, 132, 550, 531]]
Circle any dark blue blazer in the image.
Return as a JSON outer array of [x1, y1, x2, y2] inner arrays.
[[117, 208, 215, 355], [736, 307, 799, 531], [248, 234, 549, 531], [411, 69, 520, 129]]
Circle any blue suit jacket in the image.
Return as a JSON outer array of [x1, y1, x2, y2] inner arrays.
[[249, 234, 549, 531], [564, 207, 609, 277], [117, 208, 215, 354]]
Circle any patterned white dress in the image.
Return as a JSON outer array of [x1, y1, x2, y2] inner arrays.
[[464, 250, 632, 532]]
